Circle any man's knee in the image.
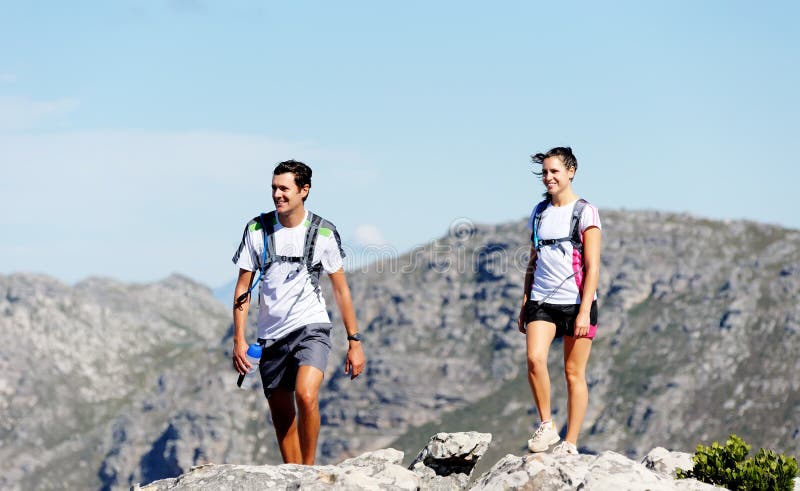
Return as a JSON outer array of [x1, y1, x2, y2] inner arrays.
[[294, 364, 324, 411], [295, 385, 319, 411]]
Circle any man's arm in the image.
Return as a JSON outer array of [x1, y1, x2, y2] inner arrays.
[[232, 268, 255, 375], [328, 267, 365, 380]]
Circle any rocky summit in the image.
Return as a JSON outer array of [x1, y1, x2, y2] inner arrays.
[[136, 431, 720, 490], [1, 210, 799, 490]]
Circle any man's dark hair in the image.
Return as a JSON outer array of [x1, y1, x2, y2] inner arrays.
[[274, 160, 312, 200]]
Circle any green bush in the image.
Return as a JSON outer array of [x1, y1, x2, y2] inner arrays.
[[676, 434, 798, 490]]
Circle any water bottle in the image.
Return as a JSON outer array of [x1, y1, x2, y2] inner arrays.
[[237, 343, 262, 388]]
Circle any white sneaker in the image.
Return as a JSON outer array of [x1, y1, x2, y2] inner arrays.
[[551, 441, 579, 455], [527, 421, 560, 452]]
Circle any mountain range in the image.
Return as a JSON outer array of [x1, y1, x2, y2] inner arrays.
[[1, 209, 798, 490]]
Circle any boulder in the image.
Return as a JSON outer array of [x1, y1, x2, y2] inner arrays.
[[471, 451, 722, 490], [409, 431, 492, 479], [642, 447, 694, 478]]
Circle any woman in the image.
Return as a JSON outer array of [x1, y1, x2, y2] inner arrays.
[[518, 146, 602, 455]]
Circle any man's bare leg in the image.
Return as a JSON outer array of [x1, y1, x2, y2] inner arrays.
[[294, 365, 325, 465], [267, 388, 302, 464]]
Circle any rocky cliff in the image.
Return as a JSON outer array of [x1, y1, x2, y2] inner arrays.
[[1, 210, 798, 490]]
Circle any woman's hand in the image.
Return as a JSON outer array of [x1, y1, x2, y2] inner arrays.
[[574, 311, 591, 337], [518, 302, 528, 334]]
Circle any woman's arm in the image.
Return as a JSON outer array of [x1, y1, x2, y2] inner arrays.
[[574, 227, 601, 337], [518, 245, 537, 333]]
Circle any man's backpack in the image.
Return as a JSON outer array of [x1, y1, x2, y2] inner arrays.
[[236, 211, 335, 305]]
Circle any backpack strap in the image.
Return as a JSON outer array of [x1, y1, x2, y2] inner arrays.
[[303, 212, 324, 294], [265, 212, 307, 269], [255, 212, 274, 273], [235, 212, 275, 305], [530, 199, 550, 250], [531, 199, 588, 254], [236, 211, 335, 305], [568, 199, 588, 253]]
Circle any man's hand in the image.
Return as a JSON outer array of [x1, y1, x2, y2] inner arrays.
[[232, 268, 255, 375], [345, 342, 365, 380], [232, 340, 252, 375]]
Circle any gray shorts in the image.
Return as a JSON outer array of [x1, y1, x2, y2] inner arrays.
[[257, 323, 332, 399]]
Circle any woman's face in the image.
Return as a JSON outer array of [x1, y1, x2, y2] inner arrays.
[[541, 156, 575, 195]]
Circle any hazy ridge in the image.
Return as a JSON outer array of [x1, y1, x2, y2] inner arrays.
[[1, 209, 798, 490]]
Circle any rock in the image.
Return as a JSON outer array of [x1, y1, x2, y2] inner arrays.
[[340, 448, 405, 467], [409, 431, 492, 478], [136, 432, 494, 491], [642, 447, 694, 478], [471, 450, 721, 490], [135, 460, 423, 491], [471, 453, 591, 490], [135, 441, 761, 491]]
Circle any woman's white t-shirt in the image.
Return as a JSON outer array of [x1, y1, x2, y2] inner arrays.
[[526, 199, 601, 305]]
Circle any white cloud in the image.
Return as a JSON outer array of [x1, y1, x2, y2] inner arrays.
[[0, 129, 375, 285], [0, 95, 79, 131], [0, 72, 17, 84], [351, 224, 388, 247]]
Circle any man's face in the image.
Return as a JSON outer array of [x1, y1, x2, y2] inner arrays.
[[272, 172, 309, 214]]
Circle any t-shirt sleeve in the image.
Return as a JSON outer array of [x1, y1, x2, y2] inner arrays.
[[579, 203, 602, 234], [231, 223, 259, 272], [320, 228, 345, 274]]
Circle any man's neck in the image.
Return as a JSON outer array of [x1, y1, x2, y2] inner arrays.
[[276, 206, 307, 228]]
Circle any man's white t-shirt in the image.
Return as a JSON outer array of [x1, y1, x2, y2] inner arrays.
[[527, 199, 602, 305], [232, 211, 345, 340]]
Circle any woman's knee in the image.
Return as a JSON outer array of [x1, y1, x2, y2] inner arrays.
[[527, 351, 548, 372], [564, 364, 586, 386]]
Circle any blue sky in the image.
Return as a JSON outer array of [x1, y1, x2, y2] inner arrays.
[[1, 1, 798, 288]]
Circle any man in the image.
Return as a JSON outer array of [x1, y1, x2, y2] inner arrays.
[[231, 160, 365, 465]]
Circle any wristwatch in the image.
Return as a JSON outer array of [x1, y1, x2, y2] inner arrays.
[[347, 332, 362, 342]]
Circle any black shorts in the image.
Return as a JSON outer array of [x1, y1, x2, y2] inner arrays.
[[524, 300, 598, 339], [258, 323, 332, 399]]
